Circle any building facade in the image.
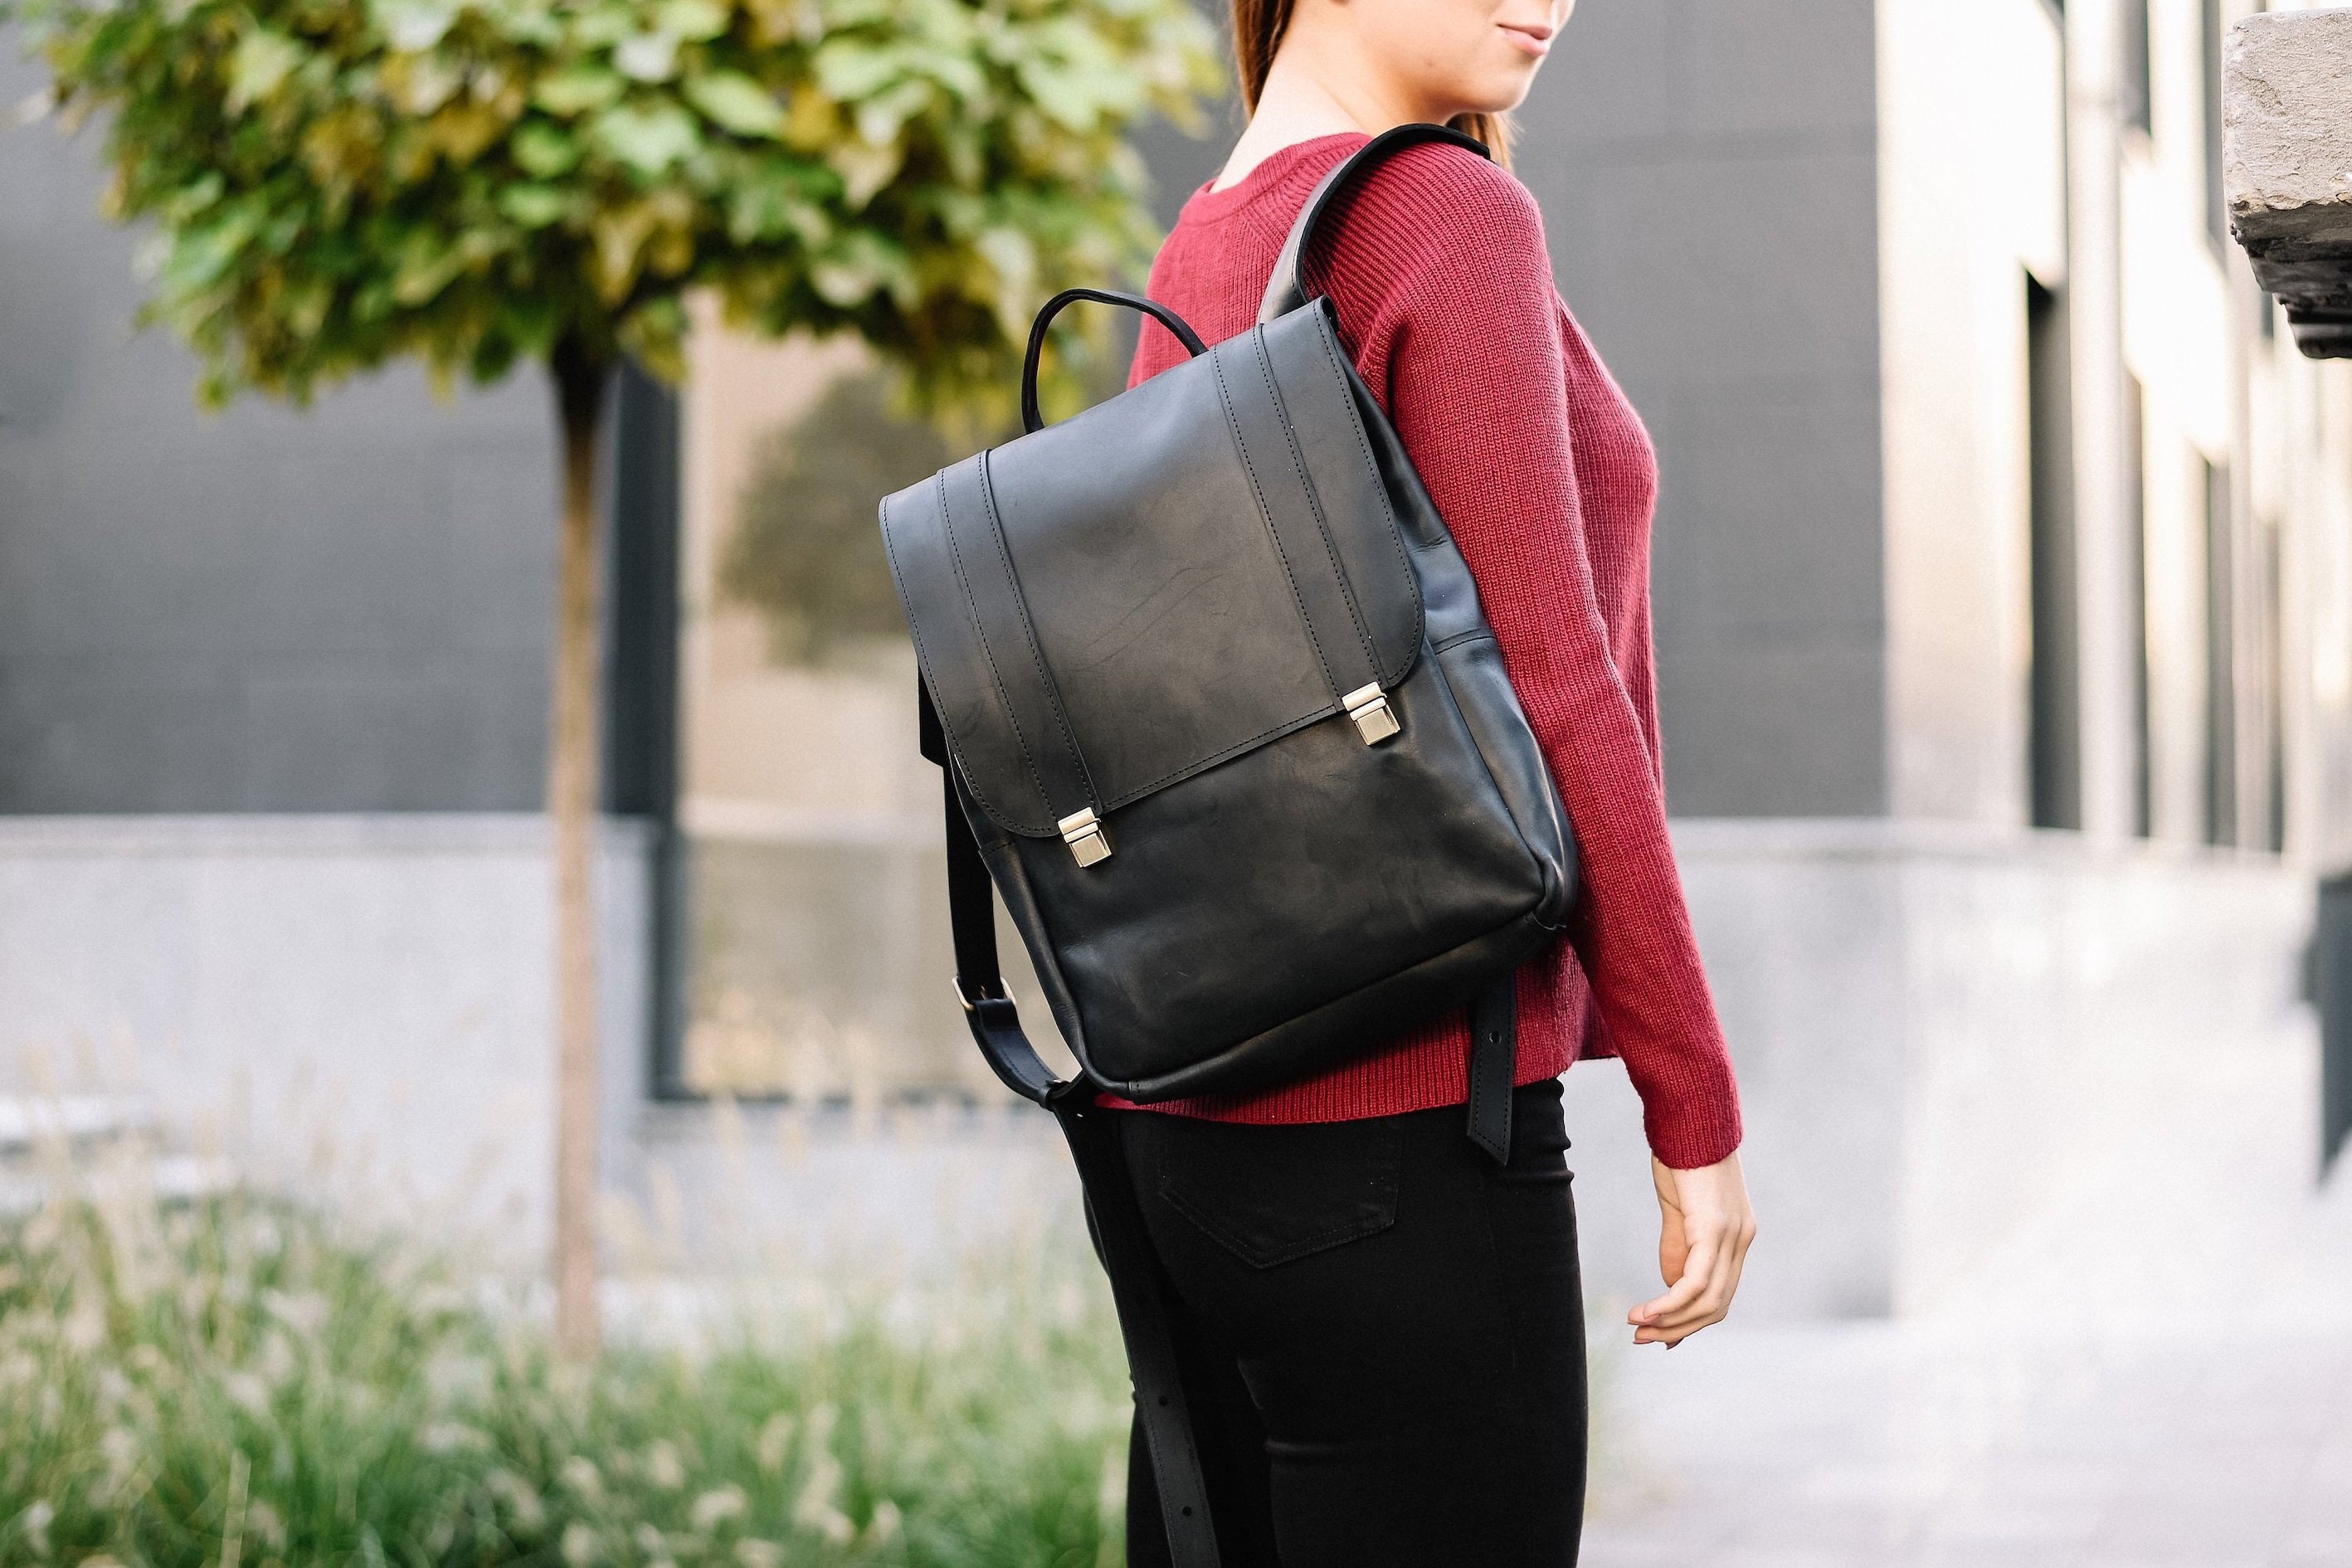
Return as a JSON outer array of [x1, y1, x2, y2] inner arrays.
[[2, 1, 2348, 1312]]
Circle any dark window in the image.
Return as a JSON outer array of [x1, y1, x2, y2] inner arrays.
[[2123, 0, 2155, 136], [2126, 376, 2152, 838], [2264, 516, 2286, 854], [605, 363, 689, 1093], [2203, 457, 2236, 847], [606, 364, 683, 823], [2028, 276, 2082, 830], [2203, 0, 2228, 251]]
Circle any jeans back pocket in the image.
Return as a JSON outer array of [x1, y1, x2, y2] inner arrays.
[[1143, 1114, 1405, 1270]]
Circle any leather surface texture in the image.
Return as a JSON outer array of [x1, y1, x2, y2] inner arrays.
[[880, 124, 1579, 1103], [883, 299, 1424, 839]]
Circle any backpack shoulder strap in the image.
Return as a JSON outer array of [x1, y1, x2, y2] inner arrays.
[[924, 682, 1225, 1567], [1254, 122, 1493, 324]]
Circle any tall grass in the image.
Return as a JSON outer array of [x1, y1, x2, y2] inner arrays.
[[0, 1176, 1129, 1568]]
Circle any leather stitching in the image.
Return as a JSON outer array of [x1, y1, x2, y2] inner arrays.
[[1425, 634, 1561, 919], [1307, 309, 1426, 684], [976, 448, 1099, 808], [881, 486, 1030, 831], [1214, 340, 1339, 699], [1099, 701, 1337, 811], [933, 466, 1056, 825], [1251, 326, 1383, 683]]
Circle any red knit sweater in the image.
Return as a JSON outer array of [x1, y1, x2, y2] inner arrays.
[[1099, 133, 1742, 1171]]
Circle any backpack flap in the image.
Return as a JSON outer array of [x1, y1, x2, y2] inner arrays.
[[881, 299, 1424, 845]]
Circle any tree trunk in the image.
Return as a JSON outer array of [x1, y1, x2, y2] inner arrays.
[[549, 343, 610, 1362]]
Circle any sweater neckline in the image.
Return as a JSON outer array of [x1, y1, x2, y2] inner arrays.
[[1177, 131, 1369, 226]]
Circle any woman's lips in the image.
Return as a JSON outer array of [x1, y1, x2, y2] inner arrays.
[[1499, 23, 1552, 58]]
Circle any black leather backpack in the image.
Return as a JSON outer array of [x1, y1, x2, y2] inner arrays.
[[880, 124, 1579, 1566]]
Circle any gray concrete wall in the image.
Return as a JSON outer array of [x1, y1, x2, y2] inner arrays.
[[1516, 0, 1888, 818], [1568, 820, 2312, 1318], [0, 34, 559, 814], [0, 815, 653, 1244], [1, 811, 2306, 1318]]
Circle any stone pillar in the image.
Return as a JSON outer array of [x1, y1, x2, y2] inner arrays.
[[2225, 7, 2352, 359], [2067, 0, 2141, 843]]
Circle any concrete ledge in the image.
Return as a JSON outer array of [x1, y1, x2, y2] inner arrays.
[[1672, 814, 2290, 869], [2226, 8, 2352, 358], [0, 812, 656, 1249], [0, 812, 652, 857]]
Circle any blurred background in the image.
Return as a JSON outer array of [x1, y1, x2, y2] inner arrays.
[[5, 0, 2352, 1563]]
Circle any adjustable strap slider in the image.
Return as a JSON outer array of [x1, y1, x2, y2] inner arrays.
[[1342, 682, 1400, 745], [952, 974, 1008, 1014], [1058, 806, 1113, 867]]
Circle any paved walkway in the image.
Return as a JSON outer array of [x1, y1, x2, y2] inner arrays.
[[1582, 1062, 2352, 1568], [1585, 1320, 2352, 1567]]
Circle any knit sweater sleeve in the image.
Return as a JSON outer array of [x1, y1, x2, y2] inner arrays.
[[1320, 148, 1744, 1169]]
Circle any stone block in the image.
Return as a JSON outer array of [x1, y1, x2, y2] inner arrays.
[[2225, 9, 2352, 358]]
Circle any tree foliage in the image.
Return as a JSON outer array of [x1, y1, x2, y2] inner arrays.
[[7, 0, 1221, 414], [2, 0, 1220, 1362]]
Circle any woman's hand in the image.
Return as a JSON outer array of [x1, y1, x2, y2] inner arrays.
[[1628, 1151, 1755, 1346]]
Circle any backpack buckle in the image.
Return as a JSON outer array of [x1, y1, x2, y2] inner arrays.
[[1058, 807, 1114, 867], [952, 974, 1008, 1014], [1342, 683, 1400, 745]]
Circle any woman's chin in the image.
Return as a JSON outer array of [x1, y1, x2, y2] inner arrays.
[[1457, 84, 1536, 119], [1457, 63, 1543, 114]]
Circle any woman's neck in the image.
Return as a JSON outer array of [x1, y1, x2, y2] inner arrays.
[[1210, 35, 1450, 192]]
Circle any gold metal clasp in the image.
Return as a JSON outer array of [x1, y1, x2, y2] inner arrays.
[[1342, 682, 1400, 745], [1058, 806, 1113, 867]]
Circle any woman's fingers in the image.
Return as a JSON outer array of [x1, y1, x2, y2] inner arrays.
[[1629, 1230, 1719, 1338], [1629, 1152, 1758, 1346], [1645, 1226, 1743, 1331], [1633, 1253, 1727, 1339]]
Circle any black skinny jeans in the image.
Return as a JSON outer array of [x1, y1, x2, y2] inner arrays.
[[1111, 1078, 1587, 1567]]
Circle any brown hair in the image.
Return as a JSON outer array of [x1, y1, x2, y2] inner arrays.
[[1229, 0, 1515, 166]]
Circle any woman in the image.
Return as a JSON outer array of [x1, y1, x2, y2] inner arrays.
[[1103, 2, 1759, 1563]]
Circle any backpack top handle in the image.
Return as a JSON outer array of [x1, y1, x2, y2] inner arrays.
[[1020, 286, 1208, 434], [1254, 122, 1492, 325], [1016, 124, 1488, 435]]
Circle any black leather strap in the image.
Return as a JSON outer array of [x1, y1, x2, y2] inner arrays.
[[1256, 123, 1492, 324], [1023, 286, 1210, 434], [928, 683, 1223, 1566], [928, 683, 1060, 1104], [1055, 1103, 1223, 1566], [1466, 975, 1517, 1165]]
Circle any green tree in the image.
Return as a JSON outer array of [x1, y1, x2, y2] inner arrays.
[[8, 0, 1218, 1358]]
